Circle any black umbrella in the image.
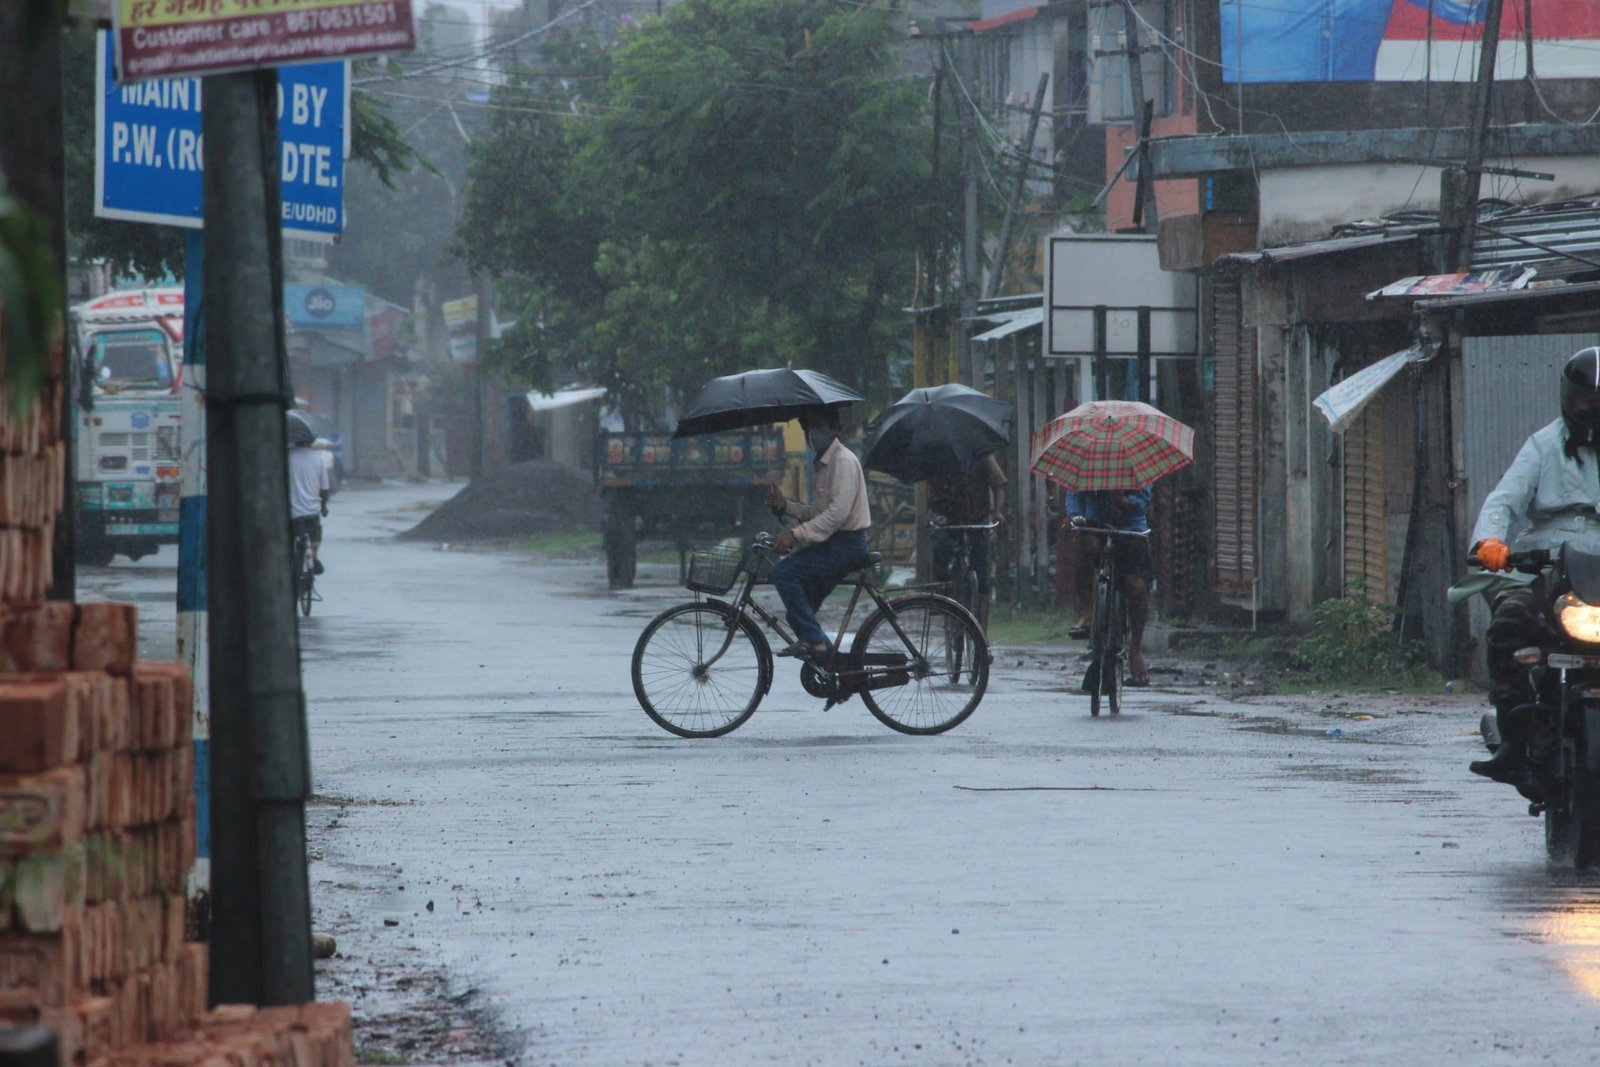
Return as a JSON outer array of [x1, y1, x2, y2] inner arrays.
[[672, 368, 865, 438], [861, 383, 1014, 484]]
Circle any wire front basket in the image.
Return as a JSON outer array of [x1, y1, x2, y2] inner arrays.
[[686, 543, 747, 595]]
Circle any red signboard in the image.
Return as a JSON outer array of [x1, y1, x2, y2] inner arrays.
[[114, 0, 415, 82]]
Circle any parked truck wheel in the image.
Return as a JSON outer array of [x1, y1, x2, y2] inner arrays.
[[78, 537, 115, 568], [605, 501, 638, 589]]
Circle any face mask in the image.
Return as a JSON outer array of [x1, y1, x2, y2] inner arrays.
[[808, 430, 834, 455]]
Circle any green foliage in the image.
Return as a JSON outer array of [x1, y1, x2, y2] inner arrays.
[[0, 184, 63, 412], [458, 0, 936, 426], [1291, 581, 1433, 687]]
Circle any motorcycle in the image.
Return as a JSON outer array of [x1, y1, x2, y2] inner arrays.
[[1456, 542, 1600, 866]]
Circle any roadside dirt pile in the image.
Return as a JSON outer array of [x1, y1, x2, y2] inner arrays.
[[399, 460, 602, 542]]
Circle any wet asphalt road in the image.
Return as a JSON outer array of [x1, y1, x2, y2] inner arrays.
[[83, 482, 1600, 1066]]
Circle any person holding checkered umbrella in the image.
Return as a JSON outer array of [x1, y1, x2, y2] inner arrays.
[[1032, 400, 1194, 689]]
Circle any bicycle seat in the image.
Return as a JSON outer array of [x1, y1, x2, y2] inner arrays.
[[847, 553, 888, 585]]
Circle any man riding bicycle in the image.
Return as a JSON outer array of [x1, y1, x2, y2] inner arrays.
[[1064, 487, 1152, 686], [927, 451, 1007, 635], [765, 405, 872, 659], [288, 412, 330, 574]]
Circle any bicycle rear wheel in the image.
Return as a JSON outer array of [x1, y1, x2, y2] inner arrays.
[[631, 601, 770, 738], [855, 594, 987, 735], [1088, 575, 1113, 717], [1104, 590, 1126, 715], [296, 536, 315, 617]]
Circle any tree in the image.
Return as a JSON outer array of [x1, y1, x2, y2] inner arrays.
[[459, 0, 934, 428]]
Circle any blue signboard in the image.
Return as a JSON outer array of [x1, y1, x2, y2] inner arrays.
[[94, 31, 349, 239], [284, 283, 366, 330]]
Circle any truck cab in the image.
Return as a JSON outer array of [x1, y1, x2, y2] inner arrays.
[[71, 288, 185, 565]]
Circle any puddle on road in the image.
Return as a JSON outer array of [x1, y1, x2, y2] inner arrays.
[[1278, 764, 1416, 787], [1493, 867, 1600, 1000]]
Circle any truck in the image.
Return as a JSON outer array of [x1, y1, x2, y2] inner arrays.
[[597, 429, 788, 588], [69, 288, 186, 566]]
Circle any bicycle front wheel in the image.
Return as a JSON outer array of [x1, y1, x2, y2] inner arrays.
[[631, 601, 770, 738], [855, 595, 987, 735]]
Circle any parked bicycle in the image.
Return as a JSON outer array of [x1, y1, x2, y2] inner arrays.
[[1078, 524, 1150, 717], [631, 533, 989, 737], [291, 517, 320, 618]]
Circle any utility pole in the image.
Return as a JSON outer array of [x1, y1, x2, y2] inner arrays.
[[1120, 0, 1158, 232], [472, 271, 491, 479], [986, 72, 1050, 301], [0, 5, 73, 601], [1446, 0, 1506, 270], [202, 69, 315, 1007], [956, 30, 980, 387]]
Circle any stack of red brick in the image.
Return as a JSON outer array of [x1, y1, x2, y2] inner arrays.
[[0, 339, 65, 605], [0, 553, 354, 1061], [2, 601, 205, 1063]]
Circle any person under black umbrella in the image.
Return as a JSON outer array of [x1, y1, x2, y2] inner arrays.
[[927, 452, 1008, 636], [764, 405, 872, 659]]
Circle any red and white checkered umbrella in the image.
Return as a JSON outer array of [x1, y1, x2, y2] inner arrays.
[[1029, 400, 1194, 491]]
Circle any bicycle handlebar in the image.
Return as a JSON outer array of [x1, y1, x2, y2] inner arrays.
[[929, 519, 1000, 531], [1071, 524, 1150, 539]]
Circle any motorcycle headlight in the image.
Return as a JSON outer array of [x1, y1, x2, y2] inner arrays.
[[1557, 593, 1600, 644]]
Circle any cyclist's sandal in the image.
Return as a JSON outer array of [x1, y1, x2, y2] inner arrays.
[[777, 641, 830, 659]]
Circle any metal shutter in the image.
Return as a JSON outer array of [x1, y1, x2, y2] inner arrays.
[[1342, 394, 1388, 601], [1211, 276, 1257, 598]]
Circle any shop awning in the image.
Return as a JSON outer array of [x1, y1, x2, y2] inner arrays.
[[525, 386, 607, 412], [1312, 344, 1429, 433], [972, 307, 1043, 342]]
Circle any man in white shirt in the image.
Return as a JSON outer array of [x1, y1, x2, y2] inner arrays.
[[288, 412, 331, 574], [765, 405, 872, 658]]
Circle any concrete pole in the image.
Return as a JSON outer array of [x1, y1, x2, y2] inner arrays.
[[201, 69, 314, 1007], [986, 72, 1049, 301], [957, 31, 980, 386]]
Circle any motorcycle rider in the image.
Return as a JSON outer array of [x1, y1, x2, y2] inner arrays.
[[1468, 346, 1600, 784]]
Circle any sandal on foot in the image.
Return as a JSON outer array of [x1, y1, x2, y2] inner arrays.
[[1067, 625, 1090, 640], [1126, 672, 1151, 688], [778, 641, 829, 659]]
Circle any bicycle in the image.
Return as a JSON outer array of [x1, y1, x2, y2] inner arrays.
[[630, 533, 989, 738], [291, 517, 320, 618], [1075, 524, 1150, 717], [929, 517, 1000, 681]]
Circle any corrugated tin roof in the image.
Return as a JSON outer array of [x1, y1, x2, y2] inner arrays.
[[1472, 200, 1600, 272], [1215, 230, 1426, 268], [1414, 277, 1600, 310]]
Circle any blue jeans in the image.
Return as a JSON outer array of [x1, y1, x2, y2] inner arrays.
[[770, 530, 870, 646]]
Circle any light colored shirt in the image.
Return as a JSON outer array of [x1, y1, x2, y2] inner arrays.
[[1472, 417, 1600, 551], [785, 438, 871, 545], [288, 446, 330, 520]]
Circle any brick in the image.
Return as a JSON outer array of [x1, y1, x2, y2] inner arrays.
[[0, 680, 71, 773], [77, 995, 115, 1061], [0, 603, 76, 673], [102, 677, 130, 754], [107, 756, 132, 831], [73, 604, 138, 676], [39, 1004, 84, 1067], [178, 944, 207, 1028], [12, 845, 87, 934], [0, 768, 87, 855], [0, 925, 80, 1009]]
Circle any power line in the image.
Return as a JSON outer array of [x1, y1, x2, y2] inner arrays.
[[355, 0, 606, 84]]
